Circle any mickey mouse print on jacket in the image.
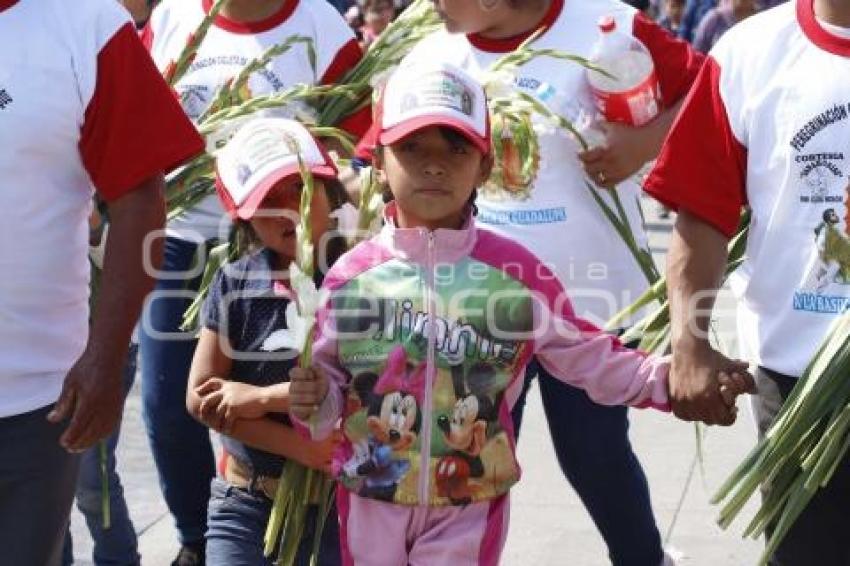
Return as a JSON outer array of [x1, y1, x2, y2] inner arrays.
[[305, 203, 670, 507]]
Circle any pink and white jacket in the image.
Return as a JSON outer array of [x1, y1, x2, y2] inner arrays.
[[302, 203, 669, 507]]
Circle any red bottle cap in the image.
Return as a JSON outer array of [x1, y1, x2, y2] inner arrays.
[[598, 16, 616, 32]]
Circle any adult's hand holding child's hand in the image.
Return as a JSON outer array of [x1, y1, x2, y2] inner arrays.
[[670, 345, 755, 426]]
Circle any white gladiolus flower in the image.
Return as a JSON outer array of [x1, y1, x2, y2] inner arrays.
[[288, 262, 328, 319], [261, 302, 310, 352], [260, 263, 328, 354]]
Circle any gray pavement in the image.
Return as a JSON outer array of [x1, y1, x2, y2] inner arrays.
[[68, 199, 765, 565]]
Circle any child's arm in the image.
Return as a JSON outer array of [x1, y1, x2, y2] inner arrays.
[[534, 307, 671, 411], [223, 419, 341, 473], [187, 328, 289, 429], [187, 328, 340, 470], [530, 267, 752, 414]]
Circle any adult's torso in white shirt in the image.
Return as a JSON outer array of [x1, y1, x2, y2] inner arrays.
[[0, 0, 127, 416], [715, 2, 850, 376], [406, 0, 653, 327], [147, 0, 354, 243]]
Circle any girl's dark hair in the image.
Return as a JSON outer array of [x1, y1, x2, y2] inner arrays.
[[233, 177, 350, 274], [376, 126, 481, 215]]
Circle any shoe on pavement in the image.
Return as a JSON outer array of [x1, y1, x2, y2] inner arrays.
[[171, 543, 205, 566]]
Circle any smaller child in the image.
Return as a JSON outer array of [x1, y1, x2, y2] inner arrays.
[[288, 61, 750, 566], [187, 118, 349, 566]]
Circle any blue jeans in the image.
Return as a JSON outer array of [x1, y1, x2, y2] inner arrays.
[[63, 344, 140, 566], [512, 358, 663, 566], [206, 478, 342, 566], [139, 237, 215, 546]]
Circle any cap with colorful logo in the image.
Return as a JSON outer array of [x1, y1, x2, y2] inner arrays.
[[215, 118, 338, 220], [375, 61, 491, 155]]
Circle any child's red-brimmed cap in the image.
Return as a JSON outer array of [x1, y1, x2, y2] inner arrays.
[[373, 61, 491, 156], [215, 118, 338, 220]]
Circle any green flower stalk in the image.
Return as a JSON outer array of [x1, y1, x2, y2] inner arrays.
[[164, 0, 228, 87], [263, 157, 335, 566], [198, 36, 317, 123], [165, 1, 437, 223], [181, 239, 241, 332], [711, 309, 850, 565], [355, 166, 384, 242], [315, 0, 441, 127]]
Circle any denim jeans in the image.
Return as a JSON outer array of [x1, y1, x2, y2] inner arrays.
[[139, 237, 215, 546], [62, 343, 140, 566], [206, 478, 342, 566], [512, 358, 664, 566], [0, 405, 80, 566]]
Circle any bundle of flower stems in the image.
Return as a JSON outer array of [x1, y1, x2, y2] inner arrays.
[[260, 161, 338, 566], [165, 0, 440, 223], [167, 0, 439, 332], [711, 309, 850, 565]]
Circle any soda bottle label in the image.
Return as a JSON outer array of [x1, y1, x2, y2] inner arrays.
[[589, 70, 662, 126]]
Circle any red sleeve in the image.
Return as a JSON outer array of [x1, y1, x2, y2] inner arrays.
[[633, 12, 705, 107], [79, 23, 204, 201], [337, 104, 373, 140], [643, 56, 747, 238], [320, 38, 372, 139], [320, 38, 362, 85]]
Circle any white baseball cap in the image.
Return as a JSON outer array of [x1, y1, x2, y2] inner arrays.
[[376, 61, 491, 155], [215, 118, 338, 220]]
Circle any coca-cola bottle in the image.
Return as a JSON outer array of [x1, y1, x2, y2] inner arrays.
[[587, 16, 662, 127]]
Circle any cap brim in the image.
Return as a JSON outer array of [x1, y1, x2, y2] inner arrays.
[[379, 116, 490, 156], [231, 164, 339, 221]]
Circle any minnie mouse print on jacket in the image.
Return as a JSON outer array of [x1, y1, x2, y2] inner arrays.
[[303, 202, 671, 507]]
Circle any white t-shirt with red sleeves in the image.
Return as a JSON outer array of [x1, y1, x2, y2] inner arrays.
[[405, 0, 703, 327], [0, 0, 203, 417], [645, 0, 850, 377], [145, 0, 366, 243]]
